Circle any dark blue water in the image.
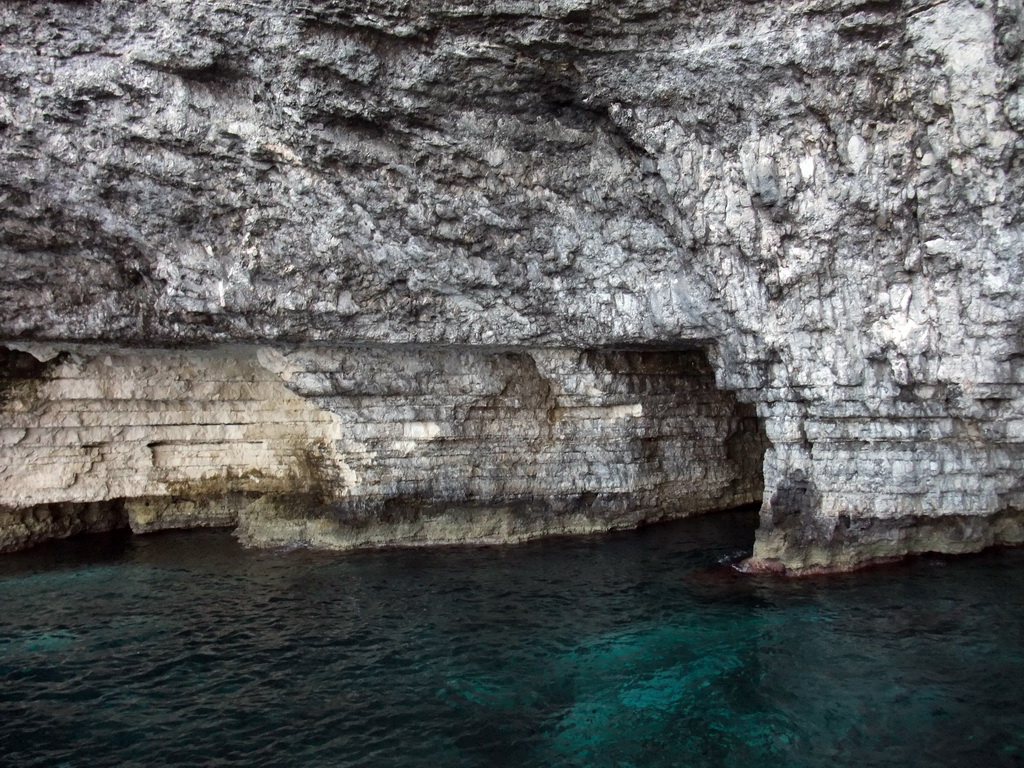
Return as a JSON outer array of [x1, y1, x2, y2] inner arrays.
[[1, 509, 1023, 768]]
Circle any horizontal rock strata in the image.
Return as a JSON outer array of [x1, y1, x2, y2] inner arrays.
[[0, 344, 765, 552]]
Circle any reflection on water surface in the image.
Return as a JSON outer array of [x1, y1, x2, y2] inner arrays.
[[1, 510, 1022, 767]]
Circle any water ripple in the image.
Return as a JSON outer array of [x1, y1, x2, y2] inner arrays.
[[1, 515, 1023, 767]]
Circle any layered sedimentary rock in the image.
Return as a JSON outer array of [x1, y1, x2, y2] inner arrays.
[[0, 344, 764, 552], [1, 0, 1023, 570]]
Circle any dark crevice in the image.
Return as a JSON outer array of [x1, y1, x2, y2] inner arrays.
[[141, 60, 248, 87]]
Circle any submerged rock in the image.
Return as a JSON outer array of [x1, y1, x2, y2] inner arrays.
[[1, 0, 1023, 571]]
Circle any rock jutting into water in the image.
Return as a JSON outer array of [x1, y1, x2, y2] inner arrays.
[[1, 0, 1023, 572]]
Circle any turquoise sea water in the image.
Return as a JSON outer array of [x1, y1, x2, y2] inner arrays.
[[1, 509, 1023, 767]]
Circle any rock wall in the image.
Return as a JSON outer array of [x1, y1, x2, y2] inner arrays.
[[0, 344, 765, 552], [0, 346, 340, 550], [1, 0, 1024, 570]]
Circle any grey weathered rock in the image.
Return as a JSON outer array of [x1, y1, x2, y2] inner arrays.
[[1, 0, 1023, 571]]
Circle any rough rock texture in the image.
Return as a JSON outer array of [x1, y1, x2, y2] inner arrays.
[[0, 344, 765, 552], [1, 0, 1024, 570]]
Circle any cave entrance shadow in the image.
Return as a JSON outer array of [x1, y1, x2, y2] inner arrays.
[[567, 344, 768, 528]]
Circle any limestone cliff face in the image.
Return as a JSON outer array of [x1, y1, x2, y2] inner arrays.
[[0, 345, 764, 552], [1, 0, 1023, 570]]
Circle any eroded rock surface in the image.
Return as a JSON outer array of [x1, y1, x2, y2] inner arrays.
[[1, 0, 1023, 569], [0, 345, 764, 552]]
